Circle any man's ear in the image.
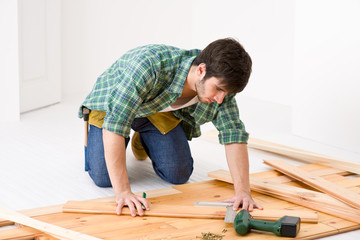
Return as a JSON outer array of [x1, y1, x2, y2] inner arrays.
[[197, 63, 207, 78]]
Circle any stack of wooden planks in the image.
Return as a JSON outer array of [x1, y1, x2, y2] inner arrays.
[[206, 132, 360, 235], [210, 165, 360, 224]]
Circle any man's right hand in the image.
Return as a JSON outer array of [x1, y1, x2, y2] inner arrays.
[[103, 129, 151, 217], [116, 191, 151, 216]]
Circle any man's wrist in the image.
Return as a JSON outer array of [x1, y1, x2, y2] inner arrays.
[[115, 186, 133, 200], [234, 184, 251, 195]]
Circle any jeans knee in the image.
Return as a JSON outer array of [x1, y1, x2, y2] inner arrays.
[[168, 169, 193, 184], [88, 172, 112, 188], [154, 159, 193, 184]]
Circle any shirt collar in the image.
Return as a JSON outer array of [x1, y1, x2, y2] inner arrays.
[[166, 56, 196, 95]]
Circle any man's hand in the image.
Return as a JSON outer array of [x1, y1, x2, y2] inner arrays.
[[103, 129, 151, 217], [116, 191, 151, 216], [221, 191, 263, 212], [224, 143, 263, 211]]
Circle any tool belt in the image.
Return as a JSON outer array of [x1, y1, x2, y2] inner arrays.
[[85, 109, 182, 135]]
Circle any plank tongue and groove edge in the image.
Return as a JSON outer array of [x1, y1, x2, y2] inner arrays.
[[0, 205, 102, 240], [62, 200, 318, 223], [208, 169, 360, 224], [264, 159, 360, 209]]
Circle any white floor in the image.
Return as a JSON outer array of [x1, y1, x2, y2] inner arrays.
[[0, 94, 359, 239]]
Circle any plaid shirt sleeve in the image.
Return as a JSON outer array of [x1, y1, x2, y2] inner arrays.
[[211, 95, 249, 144], [102, 74, 142, 137], [89, 55, 156, 137]]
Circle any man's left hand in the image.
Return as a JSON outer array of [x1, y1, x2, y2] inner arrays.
[[220, 192, 263, 212]]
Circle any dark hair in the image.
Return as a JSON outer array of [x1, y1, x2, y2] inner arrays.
[[192, 38, 252, 93]]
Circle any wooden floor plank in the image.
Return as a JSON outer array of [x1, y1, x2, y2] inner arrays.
[[336, 177, 360, 188], [62, 200, 318, 223], [264, 166, 348, 184], [247, 137, 360, 175], [0, 206, 101, 240], [264, 159, 360, 209], [0, 187, 181, 227], [0, 226, 39, 240]]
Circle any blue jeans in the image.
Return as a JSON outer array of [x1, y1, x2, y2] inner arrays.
[[85, 117, 193, 187]]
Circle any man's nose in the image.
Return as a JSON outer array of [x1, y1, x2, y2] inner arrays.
[[214, 91, 226, 104]]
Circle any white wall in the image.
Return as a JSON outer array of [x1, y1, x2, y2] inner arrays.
[[0, 0, 20, 121], [61, 0, 193, 97], [191, 0, 295, 106], [62, 0, 295, 106], [293, 0, 360, 153]]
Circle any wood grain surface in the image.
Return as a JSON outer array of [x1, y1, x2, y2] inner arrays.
[[1, 164, 359, 239]]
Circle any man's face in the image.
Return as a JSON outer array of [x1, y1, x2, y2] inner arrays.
[[195, 76, 228, 104]]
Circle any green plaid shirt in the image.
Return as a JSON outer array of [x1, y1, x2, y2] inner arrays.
[[79, 44, 249, 144]]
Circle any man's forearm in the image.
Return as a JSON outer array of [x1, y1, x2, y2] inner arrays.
[[225, 143, 251, 194], [102, 129, 131, 198]]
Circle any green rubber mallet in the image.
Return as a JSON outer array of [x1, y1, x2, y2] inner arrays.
[[234, 209, 301, 237]]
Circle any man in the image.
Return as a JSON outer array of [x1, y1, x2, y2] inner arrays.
[[79, 38, 263, 217]]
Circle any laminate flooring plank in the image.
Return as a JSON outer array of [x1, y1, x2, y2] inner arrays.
[[62, 200, 318, 223], [248, 138, 360, 174], [264, 160, 360, 209], [0, 226, 40, 240]]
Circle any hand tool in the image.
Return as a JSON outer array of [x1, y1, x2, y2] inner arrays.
[[194, 201, 236, 223], [195, 202, 301, 237], [141, 192, 146, 210], [235, 209, 300, 237], [82, 106, 90, 170]]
